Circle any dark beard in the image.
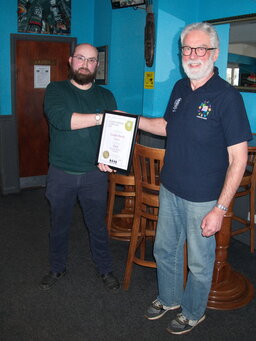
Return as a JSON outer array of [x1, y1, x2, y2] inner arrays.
[[69, 67, 97, 85]]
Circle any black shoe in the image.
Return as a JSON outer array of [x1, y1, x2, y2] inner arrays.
[[39, 270, 66, 291], [101, 272, 120, 292]]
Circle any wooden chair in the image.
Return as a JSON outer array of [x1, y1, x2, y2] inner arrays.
[[231, 151, 256, 253], [123, 144, 164, 289], [123, 144, 188, 290], [106, 172, 135, 241]]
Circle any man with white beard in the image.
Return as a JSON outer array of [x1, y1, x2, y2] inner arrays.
[[138, 22, 252, 335]]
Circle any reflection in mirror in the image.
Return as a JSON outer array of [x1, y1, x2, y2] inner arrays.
[[207, 14, 256, 92]]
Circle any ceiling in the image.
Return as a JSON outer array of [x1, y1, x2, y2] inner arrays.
[[229, 20, 256, 46]]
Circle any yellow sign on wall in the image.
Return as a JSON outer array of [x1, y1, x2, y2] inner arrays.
[[144, 71, 155, 89]]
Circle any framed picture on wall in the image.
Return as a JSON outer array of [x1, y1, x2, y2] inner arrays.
[[111, 1, 146, 9], [96, 45, 108, 85], [18, 0, 71, 35]]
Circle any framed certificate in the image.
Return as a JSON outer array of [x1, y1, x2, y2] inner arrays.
[[97, 111, 140, 173]]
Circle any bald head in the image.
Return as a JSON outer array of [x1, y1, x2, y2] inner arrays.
[[72, 44, 99, 59]]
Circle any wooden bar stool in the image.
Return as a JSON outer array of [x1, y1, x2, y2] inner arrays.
[[208, 199, 254, 309], [231, 150, 256, 253], [106, 172, 135, 241], [123, 143, 187, 290]]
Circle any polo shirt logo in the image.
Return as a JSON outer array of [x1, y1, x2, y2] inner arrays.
[[172, 98, 182, 112], [196, 100, 212, 120]]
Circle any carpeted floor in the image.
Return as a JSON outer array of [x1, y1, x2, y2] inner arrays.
[[1, 188, 256, 341]]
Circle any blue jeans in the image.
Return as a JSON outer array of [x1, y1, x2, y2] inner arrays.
[[154, 185, 216, 320], [45, 165, 113, 275]]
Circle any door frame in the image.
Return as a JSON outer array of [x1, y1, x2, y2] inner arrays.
[[9, 34, 77, 190]]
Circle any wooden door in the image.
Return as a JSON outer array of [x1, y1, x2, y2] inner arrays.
[[13, 35, 76, 178]]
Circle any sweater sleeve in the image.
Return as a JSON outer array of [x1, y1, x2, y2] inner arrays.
[[44, 82, 73, 131]]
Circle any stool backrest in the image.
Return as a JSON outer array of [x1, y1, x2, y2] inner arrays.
[[232, 149, 256, 253], [238, 151, 256, 190], [133, 143, 165, 207]]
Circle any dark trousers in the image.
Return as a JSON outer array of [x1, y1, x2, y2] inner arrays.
[[45, 165, 113, 275]]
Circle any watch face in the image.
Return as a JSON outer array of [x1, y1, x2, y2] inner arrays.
[[96, 114, 101, 125]]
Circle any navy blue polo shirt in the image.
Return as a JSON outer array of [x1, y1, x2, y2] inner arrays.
[[161, 67, 252, 202]]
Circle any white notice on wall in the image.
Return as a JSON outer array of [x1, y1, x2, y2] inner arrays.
[[34, 65, 51, 88]]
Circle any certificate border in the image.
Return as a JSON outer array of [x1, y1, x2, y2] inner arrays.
[[97, 111, 139, 174]]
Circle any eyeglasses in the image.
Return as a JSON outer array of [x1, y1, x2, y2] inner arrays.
[[181, 46, 217, 57], [73, 55, 98, 64]]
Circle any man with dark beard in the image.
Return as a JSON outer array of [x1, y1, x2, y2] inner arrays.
[[39, 44, 120, 292]]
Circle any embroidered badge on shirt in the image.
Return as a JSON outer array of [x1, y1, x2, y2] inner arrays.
[[172, 98, 182, 112], [196, 100, 212, 119]]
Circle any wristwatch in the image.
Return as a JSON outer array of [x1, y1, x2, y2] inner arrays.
[[95, 113, 102, 126], [215, 203, 228, 211]]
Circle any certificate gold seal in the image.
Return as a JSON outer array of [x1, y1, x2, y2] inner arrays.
[[102, 150, 109, 159], [125, 120, 133, 131]]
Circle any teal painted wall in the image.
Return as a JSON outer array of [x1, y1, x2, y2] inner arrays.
[[94, 3, 145, 115], [0, 0, 94, 116], [0, 0, 255, 131], [228, 53, 256, 70], [107, 7, 145, 114], [72, 1, 94, 44], [0, 0, 17, 116], [141, 0, 256, 130], [94, 0, 112, 47], [142, 0, 200, 117], [198, 0, 256, 21]]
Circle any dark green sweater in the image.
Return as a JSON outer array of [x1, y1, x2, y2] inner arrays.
[[44, 80, 117, 172]]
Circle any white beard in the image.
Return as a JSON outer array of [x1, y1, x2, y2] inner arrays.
[[182, 56, 214, 80]]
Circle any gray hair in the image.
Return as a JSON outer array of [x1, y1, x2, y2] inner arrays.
[[180, 22, 219, 49]]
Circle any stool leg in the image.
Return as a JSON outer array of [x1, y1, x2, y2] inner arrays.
[[139, 216, 147, 260], [106, 177, 115, 235], [123, 215, 141, 290], [250, 191, 255, 253]]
